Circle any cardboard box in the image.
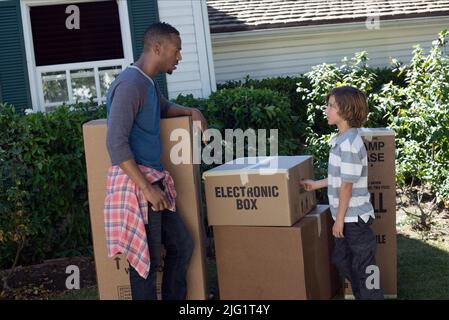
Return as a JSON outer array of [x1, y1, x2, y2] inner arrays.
[[83, 116, 208, 300], [304, 205, 341, 299], [344, 128, 397, 299], [203, 156, 317, 226], [214, 205, 339, 299]]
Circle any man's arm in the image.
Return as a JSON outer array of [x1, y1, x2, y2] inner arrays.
[[166, 102, 207, 128], [166, 102, 192, 117], [162, 96, 209, 143]]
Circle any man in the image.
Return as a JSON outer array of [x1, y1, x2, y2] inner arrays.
[[104, 22, 208, 300]]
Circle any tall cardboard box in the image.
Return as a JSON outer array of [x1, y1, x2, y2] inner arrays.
[[214, 205, 339, 299], [83, 116, 208, 300], [344, 128, 397, 299], [203, 156, 316, 226]]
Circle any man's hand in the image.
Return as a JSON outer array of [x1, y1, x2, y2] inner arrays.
[[165, 102, 210, 145], [143, 184, 170, 212], [332, 219, 345, 238], [190, 108, 209, 144], [119, 159, 171, 211]]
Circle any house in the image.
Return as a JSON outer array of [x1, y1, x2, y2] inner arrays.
[[0, 0, 216, 112], [207, 0, 449, 83], [2, 0, 449, 112]]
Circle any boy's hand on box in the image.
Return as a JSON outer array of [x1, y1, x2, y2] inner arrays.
[[300, 179, 317, 191], [332, 220, 344, 238]]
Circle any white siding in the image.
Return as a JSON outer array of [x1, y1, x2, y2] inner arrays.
[[158, 0, 216, 99], [211, 16, 449, 83]]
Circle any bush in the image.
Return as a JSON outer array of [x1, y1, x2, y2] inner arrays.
[[0, 103, 105, 269], [0, 104, 33, 274], [217, 65, 404, 154], [218, 76, 312, 152], [375, 30, 449, 200], [295, 31, 449, 201], [175, 87, 298, 161]]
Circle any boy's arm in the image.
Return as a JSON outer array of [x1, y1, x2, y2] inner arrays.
[[336, 182, 352, 220], [333, 181, 353, 238], [315, 178, 328, 189], [301, 178, 327, 191]]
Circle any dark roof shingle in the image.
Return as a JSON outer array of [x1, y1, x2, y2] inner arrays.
[[207, 0, 449, 33]]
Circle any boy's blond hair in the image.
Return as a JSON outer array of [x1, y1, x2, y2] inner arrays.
[[326, 86, 369, 128]]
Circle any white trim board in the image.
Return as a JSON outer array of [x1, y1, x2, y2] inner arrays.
[[192, 0, 216, 96], [211, 16, 449, 43]]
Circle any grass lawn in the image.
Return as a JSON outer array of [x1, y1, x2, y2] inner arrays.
[[50, 286, 99, 300], [395, 188, 449, 299], [397, 234, 449, 299]]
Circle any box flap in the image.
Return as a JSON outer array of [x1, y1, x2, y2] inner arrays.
[[359, 128, 395, 137], [203, 156, 312, 178]]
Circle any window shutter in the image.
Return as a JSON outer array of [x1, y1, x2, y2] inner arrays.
[[0, 0, 31, 112], [127, 0, 168, 97]]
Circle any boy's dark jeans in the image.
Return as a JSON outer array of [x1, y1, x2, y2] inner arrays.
[[129, 182, 193, 300], [332, 216, 384, 300]]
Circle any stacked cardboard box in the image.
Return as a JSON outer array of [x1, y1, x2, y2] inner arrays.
[[204, 156, 339, 299], [204, 156, 316, 226], [344, 128, 397, 299], [213, 205, 339, 299], [83, 116, 208, 300]]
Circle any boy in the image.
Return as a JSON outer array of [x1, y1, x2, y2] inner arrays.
[[301, 86, 384, 300]]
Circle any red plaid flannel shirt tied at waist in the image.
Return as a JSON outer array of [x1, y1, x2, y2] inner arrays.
[[104, 165, 177, 279]]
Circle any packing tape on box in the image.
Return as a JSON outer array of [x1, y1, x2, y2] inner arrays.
[[202, 156, 288, 185], [238, 156, 279, 185]]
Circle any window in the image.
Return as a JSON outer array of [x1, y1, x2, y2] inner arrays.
[[39, 61, 123, 110], [22, 0, 134, 111]]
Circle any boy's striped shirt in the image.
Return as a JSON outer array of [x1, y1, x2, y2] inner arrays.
[[327, 128, 374, 222]]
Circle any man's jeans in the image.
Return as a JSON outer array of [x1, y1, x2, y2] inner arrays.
[[129, 207, 194, 300], [332, 216, 384, 300]]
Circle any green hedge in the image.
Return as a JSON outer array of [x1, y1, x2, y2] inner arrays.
[[0, 103, 105, 269], [176, 87, 298, 159]]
